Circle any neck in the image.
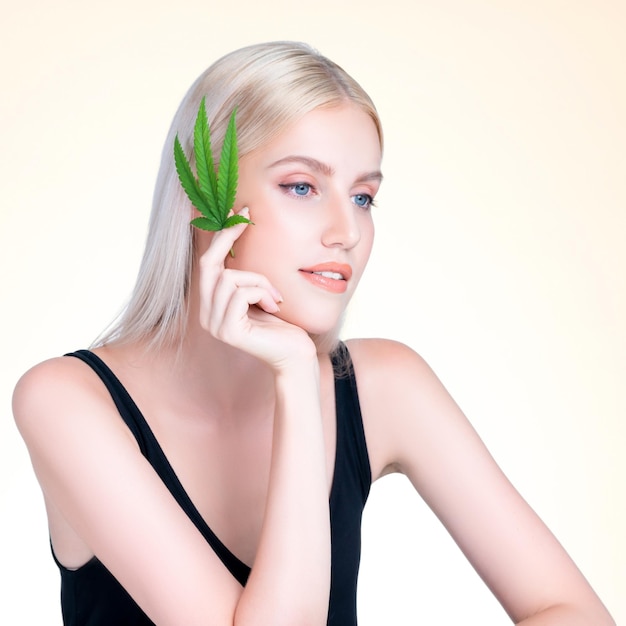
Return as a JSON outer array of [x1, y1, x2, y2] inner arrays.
[[182, 286, 276, 403], [102, 330, 277, 422], [176, 331, 276, 413]]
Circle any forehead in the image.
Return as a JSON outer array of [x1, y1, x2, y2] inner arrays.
[[245, 104, 382, 171]]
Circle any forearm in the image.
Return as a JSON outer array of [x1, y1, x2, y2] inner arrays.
[[234, 358, 331, 625]]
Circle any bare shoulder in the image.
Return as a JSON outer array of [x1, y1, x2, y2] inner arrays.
[[15, 355, 88, 409], [344, 337, 432, 379], [14, 353, 101, 411], [343, 338, 446, 479], [343, 337, 444, 408], [13, 353, 126, 446]]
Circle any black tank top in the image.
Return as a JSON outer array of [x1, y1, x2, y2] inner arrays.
[[55, 343, 371, 625]]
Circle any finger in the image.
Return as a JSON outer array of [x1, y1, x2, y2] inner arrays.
[[209, 274, 280, 333], [209, 286, 280, 344], [200, 269, 282, 326]]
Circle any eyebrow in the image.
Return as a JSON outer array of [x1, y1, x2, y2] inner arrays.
[[267, 155, 383, 183]]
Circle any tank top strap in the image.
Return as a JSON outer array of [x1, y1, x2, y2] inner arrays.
[[65, 350, 152, 453], [330, 341, 372, 502], [326, 341, 371, 624]]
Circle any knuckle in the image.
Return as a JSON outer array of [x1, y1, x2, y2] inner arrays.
[[216, 326, 232, 344], [208, 316, 221, 337], [198, 254, 222, 276], [221, 268, 235, 282], [198, 250, 214, 269]]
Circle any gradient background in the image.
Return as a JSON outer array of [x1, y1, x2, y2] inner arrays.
[[1, 1, 624, 623]]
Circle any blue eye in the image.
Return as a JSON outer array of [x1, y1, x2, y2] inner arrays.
[[279, 182, 314, 198], [353, 193, 374, 209]]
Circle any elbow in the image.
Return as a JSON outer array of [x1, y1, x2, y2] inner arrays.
[[516, 601, 616, 626], [234, 602, 328, 626], [596, 608, 617, 626], [233, 599, 328, 626], [575, 600, 616, 626]]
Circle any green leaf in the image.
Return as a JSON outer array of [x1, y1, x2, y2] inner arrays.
[[193, 97, 220, 222], [223, 214, 253, 228], [174, 135, 212, 218], [217, 108, 239, 223], [174, 101, 248, 247], [190, 216, 223, 231]]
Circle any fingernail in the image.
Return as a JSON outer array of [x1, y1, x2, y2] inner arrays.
[[239, 206, 250, 216], [272, 287, 283, 303]]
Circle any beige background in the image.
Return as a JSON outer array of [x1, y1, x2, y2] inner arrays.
[[1, 1, 624, 623]]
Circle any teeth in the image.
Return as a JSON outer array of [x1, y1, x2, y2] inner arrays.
[[313, 271, 343, 280]]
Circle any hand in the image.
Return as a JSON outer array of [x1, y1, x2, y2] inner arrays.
[[197, 208, 316, 370]]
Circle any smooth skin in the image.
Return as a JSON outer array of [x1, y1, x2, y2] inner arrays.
[[13, 105, 614, 625]]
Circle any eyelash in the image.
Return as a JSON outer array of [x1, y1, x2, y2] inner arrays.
[[278, 183, 376, 210], [279, 182, 316, 198], [354, 193, 376, 210]]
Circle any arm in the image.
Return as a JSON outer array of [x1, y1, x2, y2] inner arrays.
[[14, 357, 330, 626], [199, 213, 332, 623], [348, 338, 614, 625], [13, 218, 331, 625], [234, 360, 331, 624]]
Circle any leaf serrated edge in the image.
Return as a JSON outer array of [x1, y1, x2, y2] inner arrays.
[[174, 135, 215, 220], [222, 214, 253, 228], [190, 216, 223, 231]]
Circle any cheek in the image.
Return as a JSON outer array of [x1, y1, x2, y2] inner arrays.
[[227, 218, 287, 274], [229, 201, 300, 268], [356, 219, 375, 271], [227, 230, 261, 272], [363, 219, 375, 249]]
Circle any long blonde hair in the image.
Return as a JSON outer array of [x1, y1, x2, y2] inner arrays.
[[96, 41, 383, 353]]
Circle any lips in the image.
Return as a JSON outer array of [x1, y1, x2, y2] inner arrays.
[[299, 262, 352, 280], [298, 262, 353, 294]]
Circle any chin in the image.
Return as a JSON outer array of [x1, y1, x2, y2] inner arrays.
[[275, 305, 345, 341]]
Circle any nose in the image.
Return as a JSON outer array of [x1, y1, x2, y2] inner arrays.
[[321, 196, 362, 250]]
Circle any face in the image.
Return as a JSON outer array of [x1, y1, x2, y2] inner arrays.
[[226, 104, 383, 335]]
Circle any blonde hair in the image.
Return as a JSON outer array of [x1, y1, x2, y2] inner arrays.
[[96, 41, 383, 353]]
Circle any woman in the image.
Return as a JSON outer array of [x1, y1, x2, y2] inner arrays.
[[13, 41, 614, 625]]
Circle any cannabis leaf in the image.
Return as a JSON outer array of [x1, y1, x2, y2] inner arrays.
[[174, 97, 252, 242]]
